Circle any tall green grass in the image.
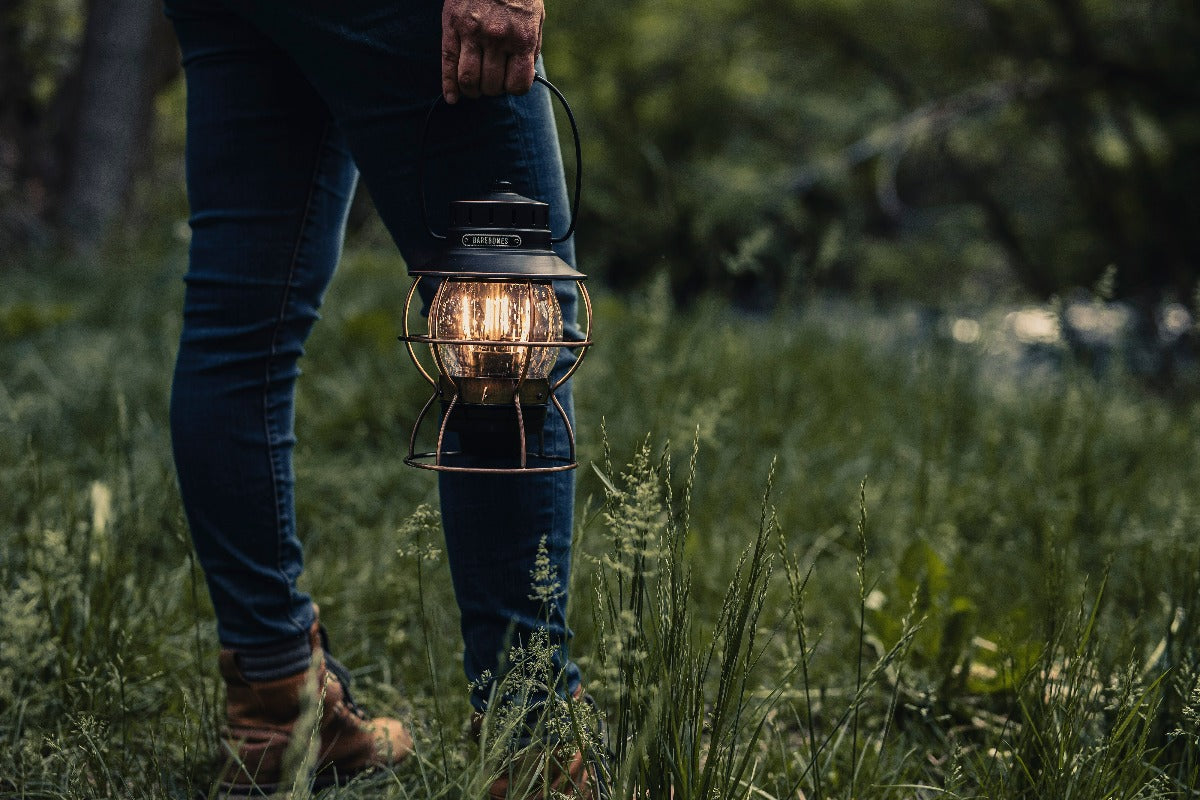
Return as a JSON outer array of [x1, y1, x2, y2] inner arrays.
[[3, 244, 1200, 798]]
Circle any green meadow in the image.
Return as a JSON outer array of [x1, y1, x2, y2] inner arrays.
[[3, 242, 1200, 798]]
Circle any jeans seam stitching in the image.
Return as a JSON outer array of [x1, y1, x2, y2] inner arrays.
[[506, 89, 578, 686], [264, 119, 332, 637], [505, 89, 564, 578]]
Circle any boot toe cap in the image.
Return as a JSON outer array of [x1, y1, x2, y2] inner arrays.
[[371, 716, 414, 765]]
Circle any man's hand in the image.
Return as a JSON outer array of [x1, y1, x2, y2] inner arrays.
[[442, 0, 544, 104]]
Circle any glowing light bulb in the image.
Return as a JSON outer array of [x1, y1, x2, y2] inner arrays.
[[431, 279, 562, 383]]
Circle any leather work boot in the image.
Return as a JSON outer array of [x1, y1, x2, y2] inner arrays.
[[480, 747, 598, 800], [471, 689, 609, 800], [216, 615, 412, 796]]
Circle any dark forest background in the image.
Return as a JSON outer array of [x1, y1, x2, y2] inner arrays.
[[2, 0, 1198, 317]]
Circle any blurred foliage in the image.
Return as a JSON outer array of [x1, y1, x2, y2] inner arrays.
[[1, 0, 177, 250], [6, 0, 85, 103], [4, 0, 1197, 310], [544, 0, 1199, 308]]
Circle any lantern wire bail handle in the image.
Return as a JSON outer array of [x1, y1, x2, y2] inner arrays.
[[417, 74, 582, 244]]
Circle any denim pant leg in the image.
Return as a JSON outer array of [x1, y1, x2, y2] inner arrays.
[[369, 86, 584, 711], [166, 0, 359, 647], [374, 88, 584, 712], [236, 3, 584, 706], [167, 0, 584, 704]]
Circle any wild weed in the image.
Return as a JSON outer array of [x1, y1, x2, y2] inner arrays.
[[5, 252, 1200, 797]]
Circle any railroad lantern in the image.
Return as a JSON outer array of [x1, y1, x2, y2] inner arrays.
[[399, 78, 591, 473]]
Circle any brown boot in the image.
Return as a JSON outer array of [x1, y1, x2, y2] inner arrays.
[[481, 747, 596, 800], [471, 688, 608, 800], [217, 616, 412, 795]]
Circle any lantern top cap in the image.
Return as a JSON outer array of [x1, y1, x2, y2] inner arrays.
[[410, 180, 585, 280], [447, 181, 549, 231]]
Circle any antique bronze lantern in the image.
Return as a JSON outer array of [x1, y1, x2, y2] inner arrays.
[[399, 77, 591, 474]]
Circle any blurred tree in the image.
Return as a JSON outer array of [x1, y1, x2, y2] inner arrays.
[[0, 0, 81, 247], [3, 0, 1195, 320], [547, 0, 1199, 312], [0, 0, 178, 255]]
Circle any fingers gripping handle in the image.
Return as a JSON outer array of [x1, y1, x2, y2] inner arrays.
[[418, 75, 582, 244]]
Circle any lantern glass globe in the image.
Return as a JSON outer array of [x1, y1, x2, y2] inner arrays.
[[430, 279, 562, 381]]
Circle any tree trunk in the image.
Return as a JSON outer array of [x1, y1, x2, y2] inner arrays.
[[59, 0, 155, 250], [0, 0, 44, 250]]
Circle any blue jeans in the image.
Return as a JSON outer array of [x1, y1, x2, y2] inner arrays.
[[165, 0, 582, 709]]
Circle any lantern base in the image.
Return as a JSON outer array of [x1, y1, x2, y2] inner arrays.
[[403, 450, 576, 474], [404, 386, 579, 474], [439, 400, 548, 456]]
